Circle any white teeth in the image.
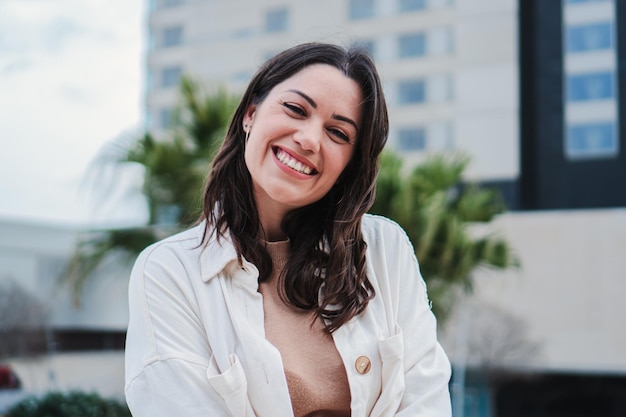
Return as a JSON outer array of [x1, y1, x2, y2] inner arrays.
[[276, 149, 313, 175]]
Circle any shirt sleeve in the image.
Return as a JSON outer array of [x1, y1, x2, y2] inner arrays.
[[382, 219, 453, 417], [124, 242, 247, 417]]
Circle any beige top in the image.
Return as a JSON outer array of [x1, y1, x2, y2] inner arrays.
[[259, 240, 351, 417]]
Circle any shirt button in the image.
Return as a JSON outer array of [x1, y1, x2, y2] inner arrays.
[[355, 356, 371, 374]]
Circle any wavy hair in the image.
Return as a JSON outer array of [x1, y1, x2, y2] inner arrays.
[[201, 42, 389, 332]]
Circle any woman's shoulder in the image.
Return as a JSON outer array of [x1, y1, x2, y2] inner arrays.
[[361, 214, 412, 245], [132, 223, 210, 272], [140, 223, 205, 254], [360, 214, 419, 274], [133, 222, 238, 280]]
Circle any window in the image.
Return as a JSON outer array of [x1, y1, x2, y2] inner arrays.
[[159, 108, 173, 129], [398, 33, 426, 58], [566, 23, 612, 53], [567, 72, 614, 101], [161, 66, 182, 88], [567, 122, 617, 157], [146, 69, 155, 91], [148, 31, 156, 50], [160, 26, 183, 47], [265, 7, 288, 33], [399, 0, 426, 12], [398, 128, 426, 150], [562, 0, 618, 159], [397, 80, 426, 104], [349, 0, 375, 20]]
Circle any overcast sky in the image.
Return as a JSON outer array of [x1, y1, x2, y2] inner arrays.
[[0, 0, 146, 227]]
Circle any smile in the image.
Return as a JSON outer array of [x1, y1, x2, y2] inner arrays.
[[274, 147, 317, 175]]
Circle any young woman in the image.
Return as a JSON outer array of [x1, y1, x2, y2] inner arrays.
[[125, 42, 451, 417]]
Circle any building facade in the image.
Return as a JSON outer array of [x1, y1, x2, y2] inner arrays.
[[145, 0, 519, 192], [519, 0, 626, 209]]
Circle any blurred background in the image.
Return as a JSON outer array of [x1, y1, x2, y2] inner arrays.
[[1, 0, 625, 416]]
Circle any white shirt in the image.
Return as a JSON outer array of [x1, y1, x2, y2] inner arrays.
[[125, 214, 452, 417]]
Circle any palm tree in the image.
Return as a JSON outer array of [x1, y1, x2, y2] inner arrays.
[[370, 152, 518, 321], [65, 77, 238, 303]]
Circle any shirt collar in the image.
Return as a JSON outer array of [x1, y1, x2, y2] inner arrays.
[[197, 222, 240, 282]]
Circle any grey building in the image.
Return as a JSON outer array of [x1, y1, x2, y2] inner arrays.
[[520, 0, 626, 209], [145, 0, 519, 191]]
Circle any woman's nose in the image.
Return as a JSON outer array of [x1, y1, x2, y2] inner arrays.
[[292, 123, 322, 153]]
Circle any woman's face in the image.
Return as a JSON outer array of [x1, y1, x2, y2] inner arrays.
[[243, 64, 362, 220]]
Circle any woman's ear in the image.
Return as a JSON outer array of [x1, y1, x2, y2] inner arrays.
[[243, 104, 256, 131]]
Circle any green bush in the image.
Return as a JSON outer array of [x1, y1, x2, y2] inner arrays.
[[5, 391, 130, 417]]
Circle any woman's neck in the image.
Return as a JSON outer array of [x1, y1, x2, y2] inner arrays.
[[257, 206, 288, 241]]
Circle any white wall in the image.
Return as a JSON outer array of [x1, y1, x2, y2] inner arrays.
[[454, 0, 519, 181], [0, 218, 130, 331], [7, 352, 125, 400], [442, 208, 626, 374]]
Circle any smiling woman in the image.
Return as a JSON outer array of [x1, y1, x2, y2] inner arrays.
[[124, 42, 452, 417], [242, 64, 361, 238]]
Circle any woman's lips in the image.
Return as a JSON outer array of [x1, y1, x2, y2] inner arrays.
[[273, 147, 318, 175]]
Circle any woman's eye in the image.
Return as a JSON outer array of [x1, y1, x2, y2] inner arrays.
[[282, 102, 306, 116], [329, 128, 351, 143]]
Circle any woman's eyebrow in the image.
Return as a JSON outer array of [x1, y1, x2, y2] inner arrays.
[[332, 114, 359, 133], [286, 89, 359, 132], [286, 89, 317, 108]]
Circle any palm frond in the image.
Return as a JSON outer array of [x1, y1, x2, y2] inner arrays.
[[65, 78, 239, 303], [63, 226, 162, 305], [372, 151, 518, 322]]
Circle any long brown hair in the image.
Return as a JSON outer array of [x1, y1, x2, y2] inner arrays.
[[202, 42, 389, 332]]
